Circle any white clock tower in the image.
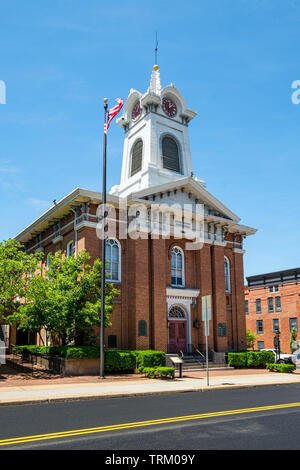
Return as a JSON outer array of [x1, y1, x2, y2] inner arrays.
[[110, 65, 200, 198]]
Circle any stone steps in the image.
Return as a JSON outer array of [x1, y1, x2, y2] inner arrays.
[[166, 353, 230, 370]]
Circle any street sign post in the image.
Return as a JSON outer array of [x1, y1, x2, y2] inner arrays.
[[202, 295, 211, 386]]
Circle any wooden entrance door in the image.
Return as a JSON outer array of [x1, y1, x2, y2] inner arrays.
[[169, 321, 187, 353]]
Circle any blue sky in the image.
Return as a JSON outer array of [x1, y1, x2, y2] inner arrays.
[[0, 0, 300, 278]]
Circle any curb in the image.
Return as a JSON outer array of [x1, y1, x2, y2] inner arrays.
[[1, 379, 300, 407]]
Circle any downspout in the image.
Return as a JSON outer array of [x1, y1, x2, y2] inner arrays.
[[70, 208, 78, 256], [210, 245, 216, 351]]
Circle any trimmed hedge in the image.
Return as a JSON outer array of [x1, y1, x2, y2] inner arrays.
[[13, 345, 51, 355], [247, 351, 275, 368], [12, 346, 165, 373], [104, 351, 136, 373], [143, 367, 175, 379], [134, 350, 166, 371], [227, 352, 247, 368], [12, 345, 99, 359], [228, 351, 275, 369], [267, 363, 296, 373]]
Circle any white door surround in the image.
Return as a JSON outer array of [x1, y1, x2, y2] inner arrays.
[[166, 287, 200, 353]]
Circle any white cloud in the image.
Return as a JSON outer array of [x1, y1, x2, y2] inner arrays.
[[0, 160, 22, 190], [27, 198, 51, 213]]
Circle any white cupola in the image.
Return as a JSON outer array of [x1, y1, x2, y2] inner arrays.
[[110, 65, 198, 198]]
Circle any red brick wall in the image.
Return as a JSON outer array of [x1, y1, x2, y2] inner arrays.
[[22, 208, 248, 354], [245, 283, 300, 353]]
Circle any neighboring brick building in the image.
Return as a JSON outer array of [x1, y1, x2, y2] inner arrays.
[[245, 268, 300, 353], [9, 65, 256, 354]]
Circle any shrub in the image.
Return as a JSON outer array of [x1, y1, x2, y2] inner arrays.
[[143, 367, 175, 379], [65, 346, 99, 359], [247, 351, 275, 368], [227, 351, 275, 369], [12, 345, 92, 358], [267, 363, 296, 373], [227, 352, 247, 368], [134, 350, 166, 371], [104, 351, 136, 373], [12, 346, 165, 374], [12, 345, 51, 355]]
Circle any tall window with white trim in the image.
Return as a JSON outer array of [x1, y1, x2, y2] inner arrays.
[[171, 247, 184, 287], [131, 139, 143, 177], [45, 255, 51, 270], [106, 239, 121, 282], [224, 257, 231, 293], [67, 241, 74, 258]]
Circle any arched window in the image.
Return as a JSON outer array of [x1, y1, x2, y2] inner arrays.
[[171, 247, 184, 287], [224, 257, 231, 293], [67, 241, 74, 258], [131, 139, 143, 177], [168, 305, 186, 319], [162, 136, 180, 173], [106, 239, 121, 282], [138, 320, 147, 337]]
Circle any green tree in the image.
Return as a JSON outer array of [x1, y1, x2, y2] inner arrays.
[[7, 250, 118, 346], [0, 238, 43, 321], [246, 329, 257, 350], [290, 327, 298, 353]]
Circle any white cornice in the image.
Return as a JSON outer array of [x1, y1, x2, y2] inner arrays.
[[166, 287, 200, 299], [233, 248, 246, 254], [15, 188, 119, 244]]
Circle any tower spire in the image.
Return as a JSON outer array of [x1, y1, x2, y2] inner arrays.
[[149, 33, 161, 95], [149, 64, 162, 95]]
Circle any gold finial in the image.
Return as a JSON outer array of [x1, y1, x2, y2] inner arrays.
[[153, 64, 159, 71]]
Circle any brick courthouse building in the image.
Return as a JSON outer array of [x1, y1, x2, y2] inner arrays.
[[13, 66, 256, 354]]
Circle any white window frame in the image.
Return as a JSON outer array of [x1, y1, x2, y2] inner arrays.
[[46, 254, 51, 270], [171, 246, 185, 288], [224, 256, 231, 293], [105, 238, 121, 283], [66, 241, 74, 258]]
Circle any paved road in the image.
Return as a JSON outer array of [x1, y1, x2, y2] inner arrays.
[[1, 384, 300, 450]]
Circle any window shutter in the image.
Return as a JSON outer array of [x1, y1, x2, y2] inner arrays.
[[218, 323, 227, 337], [108, 335, 117, 348], [162, 137, 180, 173], [138, 320, 147, 337], [131, 140, 143, 176]]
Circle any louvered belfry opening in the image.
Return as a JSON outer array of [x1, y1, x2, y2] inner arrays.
[[131, 139, 143, 176], [162, 136, 180, 173]]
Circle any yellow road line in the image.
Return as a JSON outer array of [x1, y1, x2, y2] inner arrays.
[[1, 402, 300, 447]]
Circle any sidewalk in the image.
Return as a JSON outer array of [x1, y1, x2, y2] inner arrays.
[[1, 368, 300, 406]]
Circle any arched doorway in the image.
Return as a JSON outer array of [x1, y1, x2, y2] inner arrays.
[[168, 305, 187, 353]]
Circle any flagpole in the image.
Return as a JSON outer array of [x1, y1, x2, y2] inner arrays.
[[100, 97, 108, 380]]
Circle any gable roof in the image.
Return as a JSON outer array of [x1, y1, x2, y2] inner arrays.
[[129, 176, 240, 223]]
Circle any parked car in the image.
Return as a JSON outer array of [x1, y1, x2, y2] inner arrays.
[[261, 349, 296, 365]]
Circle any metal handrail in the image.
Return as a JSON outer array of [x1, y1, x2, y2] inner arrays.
[[196, 348, 205, 361], [189, 344, 205, 366]]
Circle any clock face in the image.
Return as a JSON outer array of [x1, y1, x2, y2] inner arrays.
[[132, 101, 141, 121], [162, 97, 177, 117]]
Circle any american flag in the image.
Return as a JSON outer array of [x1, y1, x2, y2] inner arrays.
[[104, 98, 124, 134]]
